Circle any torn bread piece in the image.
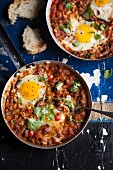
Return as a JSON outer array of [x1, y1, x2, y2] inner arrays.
[[8, 0, 45, 24], [22, 26, 47, 54]]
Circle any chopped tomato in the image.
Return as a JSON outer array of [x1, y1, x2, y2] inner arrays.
[[29, 131, 34, 138], [58, 3, 63, 11], [55, 114, 60, 121], [54, 0, 59, 5]]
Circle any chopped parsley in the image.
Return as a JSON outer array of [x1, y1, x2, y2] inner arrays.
[[94, 34, 101, 40], [104, 69, 113, 79], [11, 120, 15, 124], [91, 22, 99, 29], [38, 76, 48, 82], [65, 100, 73, 109], [69, 114, 73, 121], [74, 120, 84, 123], [34, 107, 42, 117], [59, 21, 71, 34], [56, 82, 63, 90], [100, 24, 105, 31], [66, 3, 72, 10], [73, 41, 80, 47], [83, 6, 94, 18], [70, 81, 80, 92], [18, 97, 22, 104], [27, 118, 41, 130], [47, 113, 55, 120]]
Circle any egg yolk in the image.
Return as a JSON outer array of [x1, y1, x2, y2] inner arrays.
[[19, 81, 40, 100], [95, 0, 110, 6], [75, 24, 95, 43]]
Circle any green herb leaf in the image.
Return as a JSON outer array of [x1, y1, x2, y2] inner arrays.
[[88, 31, 95, 34], [74, 119, 84, 123], [34, 107, 42, 117], [70, 81, 80, 92], [100, 24, 105, 31], [42, 107, 49, 114], [59, 25, 65, 30], [27, 118, 41, 130], [47, 113, 55, 120], [83, 6, 94, 18], [11, 120, 15, 124], [65, 100, 73, 109], [104, 69, 113, 79], [18, 97, 22, 104], [91, 22, 99, 29], [66, 3, 72, 10], [94, 34, 101, 40], [65, 21, 71, 28], [56, 82, 63, 90], [59, 22, 71, 34], [38, 76, 48, 82], [73, 41, 80, 47], [63, 28, 70, 34], [69, 114, 73, 121]]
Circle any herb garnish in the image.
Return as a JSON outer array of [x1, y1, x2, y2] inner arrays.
[[104, 69, 113, 79], [28, 118, 41, 130], [73, 41, 80, 47], [94, 34, 101, 40], [11, 120, 15, 124], [18, 97, 22, 104], [69, 114, 73, 121], [38, 76, 48, 82], [70, 81, 80, 92], [66, 3, 72, 10], [59, 21, 71, 34], [83, 6, 94, 18], [56, 82, 63, 90], [65, 100, 73, 109], [100, 24, 105, 31]]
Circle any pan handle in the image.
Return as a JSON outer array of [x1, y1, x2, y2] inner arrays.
[[0, 24, 25, 69]]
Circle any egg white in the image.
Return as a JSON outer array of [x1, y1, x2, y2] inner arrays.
[[42, 108, 66, 127], [91, 0, 113, 21], [61, 17, 107, 51], [17, 75, 46, 106]]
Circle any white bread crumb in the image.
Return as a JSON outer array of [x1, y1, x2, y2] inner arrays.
[[8, 0, 45, 24], [22, 26, 47, 54]]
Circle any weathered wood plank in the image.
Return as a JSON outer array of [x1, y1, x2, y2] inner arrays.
[[89, 102, 113, 120]]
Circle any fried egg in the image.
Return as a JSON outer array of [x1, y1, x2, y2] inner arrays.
[[17, 75, 46, 106], [42, 108, 66, 127], [91, 0, 113, 21], [61, 17, 107, 51]]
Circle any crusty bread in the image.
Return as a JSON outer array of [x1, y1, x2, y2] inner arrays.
[[8, 0, 45, 24], [22, 26, 47, 54]]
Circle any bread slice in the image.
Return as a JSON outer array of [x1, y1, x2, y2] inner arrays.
[[8, 0, 45, 24], [22, 26, 47, 54]]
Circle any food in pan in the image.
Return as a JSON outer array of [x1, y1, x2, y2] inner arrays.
[[8, 0, 45, 24], [2, 62, 87, 147], [50, 0, 113, 59], [22, 26, 47, 54]]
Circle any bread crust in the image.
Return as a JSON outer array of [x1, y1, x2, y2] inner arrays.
[[8, 0, 45, 24], [22, 26, 47, 54]]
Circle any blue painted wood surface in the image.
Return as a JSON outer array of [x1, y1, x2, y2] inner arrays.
[[0, 0, 113, 102]]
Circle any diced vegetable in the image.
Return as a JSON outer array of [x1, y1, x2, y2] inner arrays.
[[66, 3, 72, 10], [56, 82, 63, 90], [28, 118, 41, 130], [18, 97, 22, 104], [70, 81, 80, 92], [38, 76, 48, 82]]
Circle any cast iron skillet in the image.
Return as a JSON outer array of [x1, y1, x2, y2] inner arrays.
[[0, 24, 92, 149], [46, 0, 113, 61]]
